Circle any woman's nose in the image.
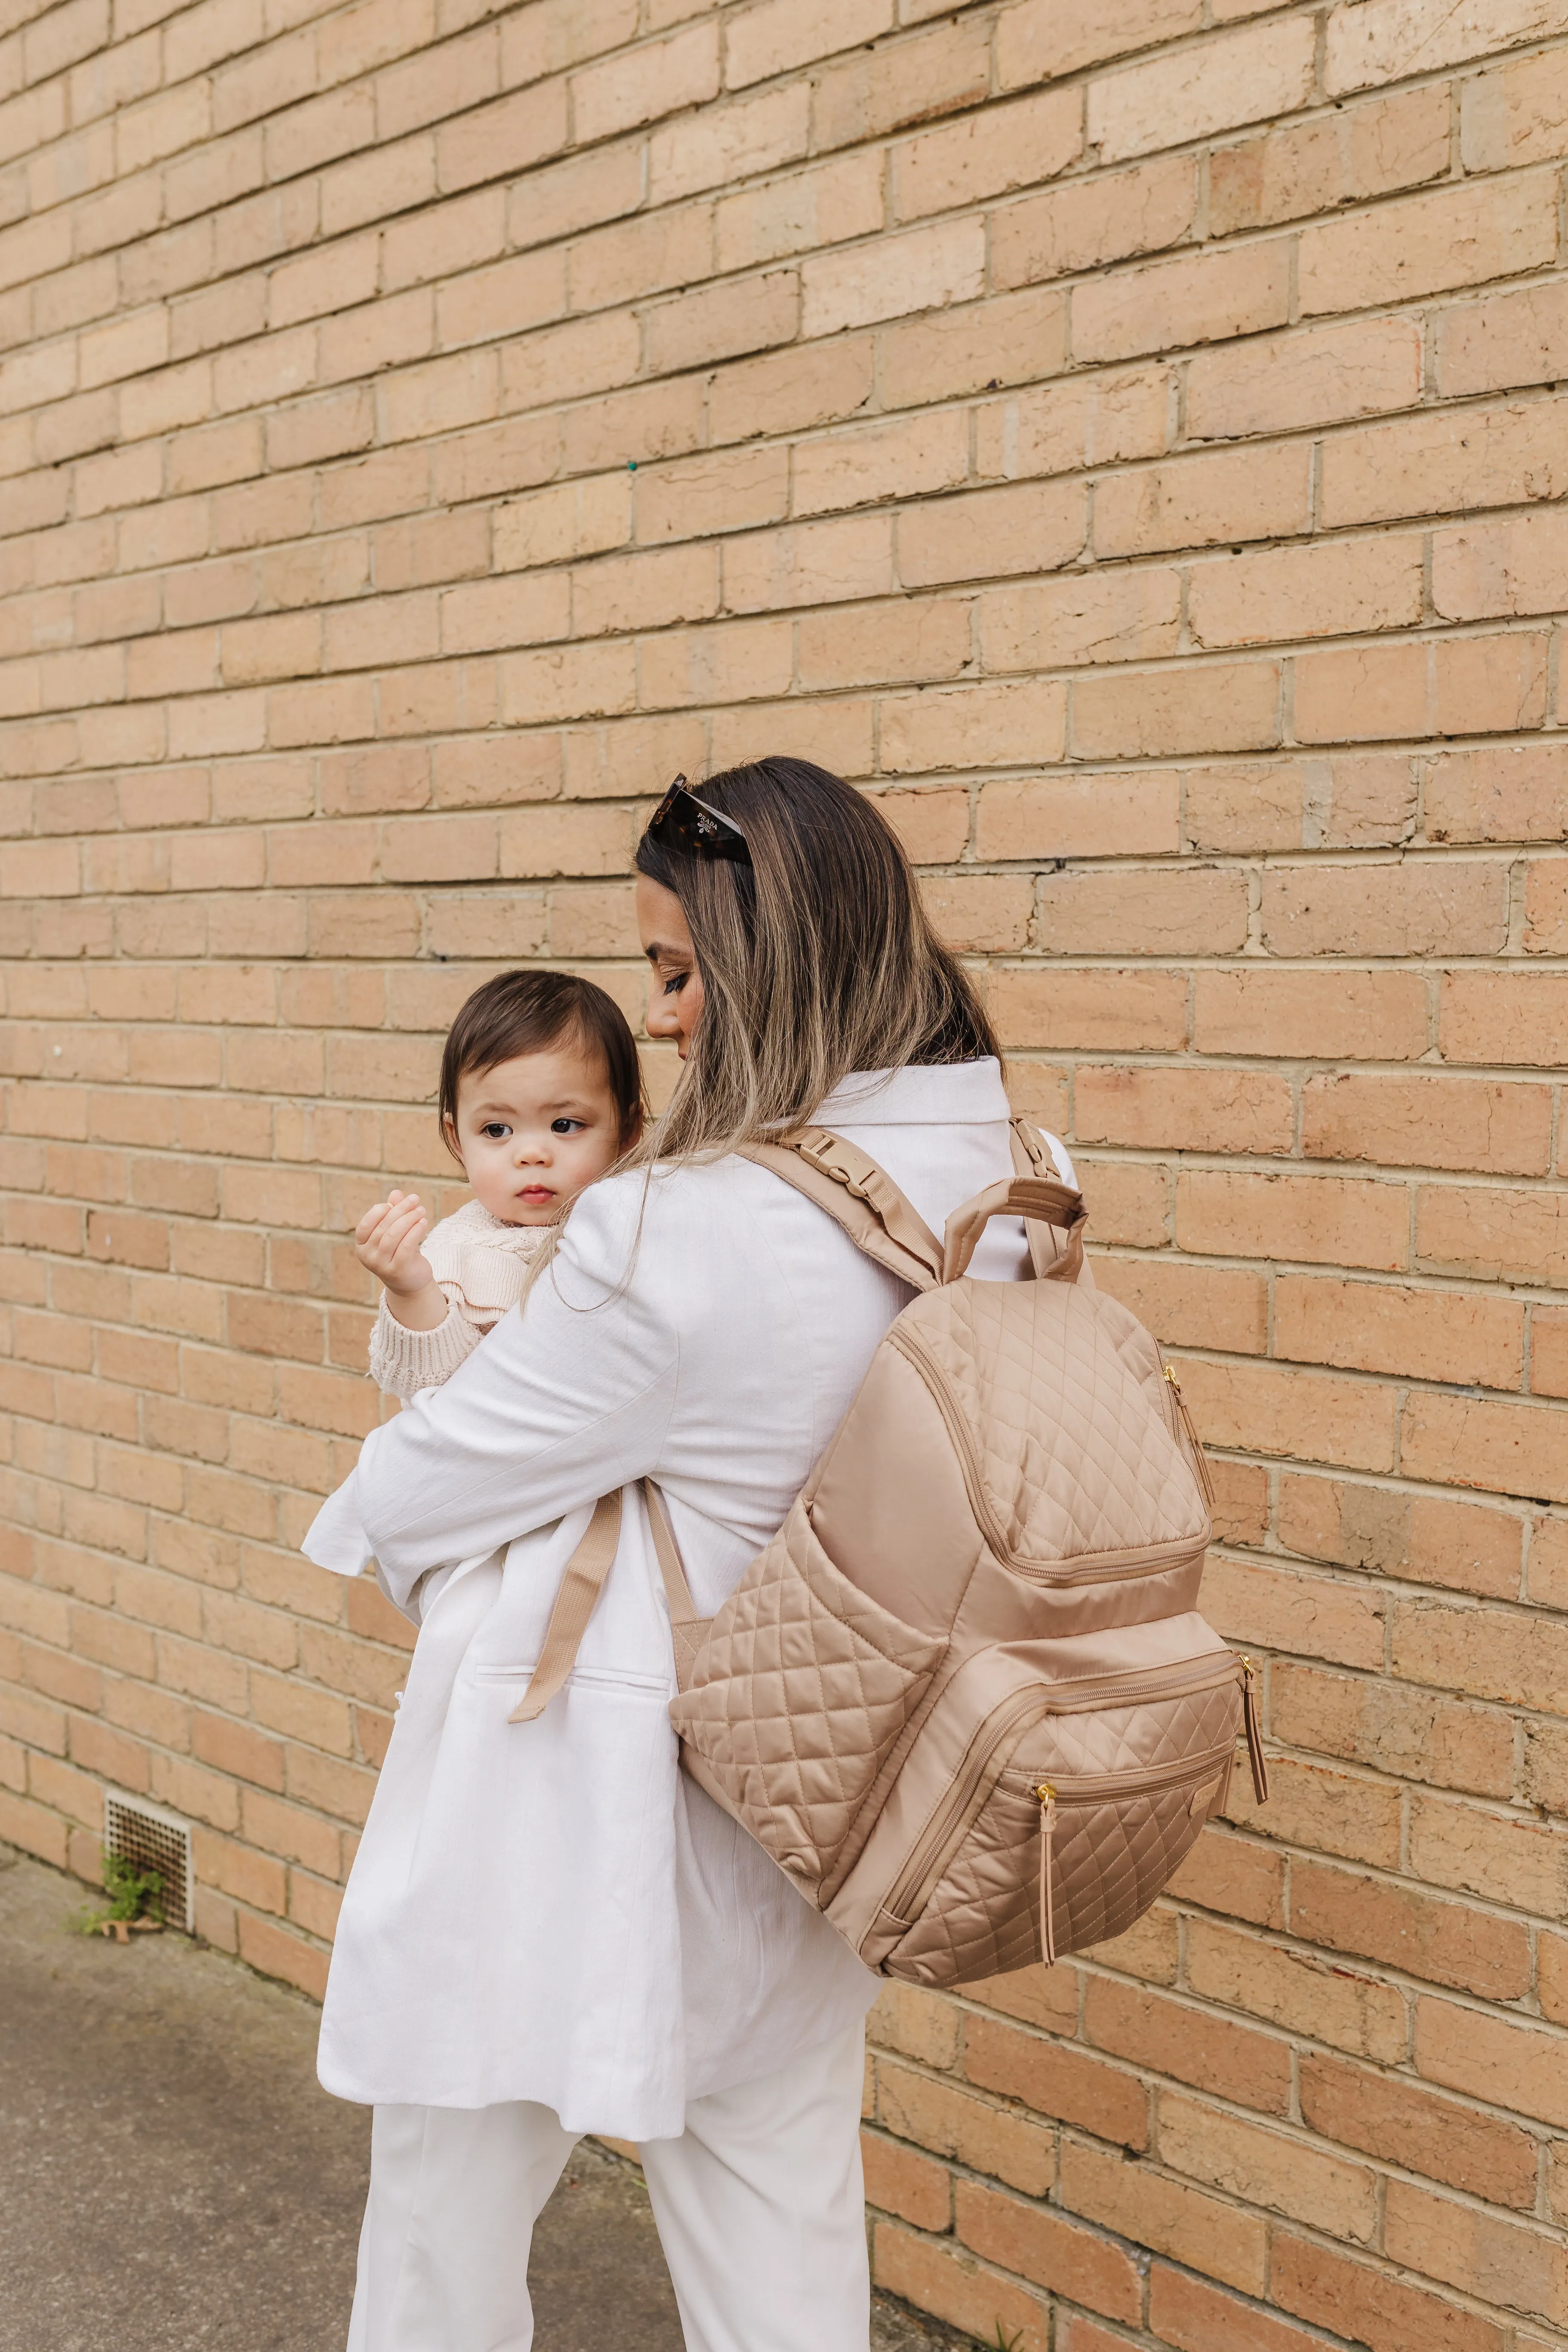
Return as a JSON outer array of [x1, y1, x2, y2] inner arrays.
[[646, 993, 679, 1040]]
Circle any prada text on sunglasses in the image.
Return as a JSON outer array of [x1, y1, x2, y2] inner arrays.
[[645, 777, 751, 864]]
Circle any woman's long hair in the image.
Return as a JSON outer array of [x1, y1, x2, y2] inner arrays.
[[633, 757, 998, 1164]]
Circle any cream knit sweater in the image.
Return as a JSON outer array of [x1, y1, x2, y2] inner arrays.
[[367, 1198, 550, 1398]]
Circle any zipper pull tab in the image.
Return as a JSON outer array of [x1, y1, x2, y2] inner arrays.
[[1239, 1657, 1269, 1805], [1035, 1783, 1057, 1967], [1165, 1364, 1216, 1508]]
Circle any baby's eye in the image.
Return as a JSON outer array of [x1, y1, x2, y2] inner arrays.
[[481, 1122, 511, 1141], [551, 1118, 586, 1135]]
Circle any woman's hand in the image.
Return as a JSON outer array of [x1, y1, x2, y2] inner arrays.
[[355, 1191, 449, 1331]]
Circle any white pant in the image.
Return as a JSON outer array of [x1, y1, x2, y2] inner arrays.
[[345, 2024, 870, 2352]]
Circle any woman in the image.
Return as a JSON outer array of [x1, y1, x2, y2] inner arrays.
[[304, 757, 1075, 2352]]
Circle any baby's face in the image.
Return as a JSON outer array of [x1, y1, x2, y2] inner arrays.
[[450, 1046, 625, 1226]]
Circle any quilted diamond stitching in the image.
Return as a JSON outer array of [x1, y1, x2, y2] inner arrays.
[[671, 1504, 944, 1896]]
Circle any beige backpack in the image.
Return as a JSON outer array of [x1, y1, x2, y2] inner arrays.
[[512, 1121, 1267, 1988]]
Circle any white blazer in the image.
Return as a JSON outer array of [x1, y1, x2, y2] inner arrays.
[[303, 1059, 1075, 2140]]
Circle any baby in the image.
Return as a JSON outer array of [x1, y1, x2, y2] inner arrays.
[[355, 969, 644, 1397]]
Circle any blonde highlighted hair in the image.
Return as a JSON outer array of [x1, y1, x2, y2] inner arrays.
[[633, 757, 998, 1165]]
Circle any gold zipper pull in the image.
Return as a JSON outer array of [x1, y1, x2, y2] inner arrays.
[[1238, 1656, 1269, 1805], [1164, 1364, 1216, 1508], [1035, 1783, 1057, 1967]]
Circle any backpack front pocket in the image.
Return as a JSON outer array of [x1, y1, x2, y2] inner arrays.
[[671, 1506, 946, 1902], [880, 1657, 1256, 1987]]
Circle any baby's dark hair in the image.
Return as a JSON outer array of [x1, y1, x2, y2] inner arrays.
[[438, 970, 645, 1160]]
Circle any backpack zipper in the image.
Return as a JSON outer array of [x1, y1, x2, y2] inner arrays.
[[1163, 1363, 1216, 1507], [882, 1654, 1265, 1940], [1029, 1743, 1232, 1965], [889, 1323, 1209, 1582]]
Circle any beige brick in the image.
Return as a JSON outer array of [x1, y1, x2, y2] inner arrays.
[[1433, 505, 1568, 623], [792, 409, 969, 518], [801, 218, 984, 339], [723, 514, 893, 614], [796, 598, 966, 695], [1194, 531, 1429, 644], [1089, 16, 1315, 164], [1038, 864, 1249, 957], [1322, 395, 1568, 532], [1303, 1073, 1553, 1177], [1300, 171, 1560, 315], [724, 0, 891, 89], [989, 966, 1188, 1054], [976, 770, 1180, 861], [1461, 36, 1568, 170], [878, 284, 1069, 412], [570, 21, 718, 143], [1157, 2095, 1377, 2243], [643, 269, 799, 375], [1260, 857, 1508, 958], [1071, 661, 1280, 760], [974, 366, 1170, 484], [1077, 1066, 1291, 1158], [1060, 2137, 1265, 2297], [1072, 239, 1289, 363], [996, 0, 1201, 88], [981, 566, 1181, 679], [1436, 278, 1568, 399], [1187, 316, 1423, 442], [1210, 83, 1451, 234], [879, 679, 1067, 775], [898, 482, 1084, 589], [1095, 444, 1314, 561], [992, 156, 1196, 290], [1178, 1169, 1409, 1274], [893, 85, 1081, 223], [811, 19, 991, 155], [1277, 1275, 1524, 1390], [648, 83, 808, 207], [568, 204, 715, 316], [1326, 0, 1568, 97], [714, 153, 883, 276], [433, 81, 568, 195]]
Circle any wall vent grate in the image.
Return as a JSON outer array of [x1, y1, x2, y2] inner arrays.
[[103, 1791, 194, 1933]]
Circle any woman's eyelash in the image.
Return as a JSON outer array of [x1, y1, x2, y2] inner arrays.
[[663, 970, 688, 994]]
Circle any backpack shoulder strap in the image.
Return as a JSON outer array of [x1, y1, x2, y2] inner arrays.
[[738, 1127, 943, 1292]]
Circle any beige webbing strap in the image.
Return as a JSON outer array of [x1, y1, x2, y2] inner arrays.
[[641, 1480, 711, 1694], [508, 1488, 623, 1724], [739, 1129, 943, 1292], [1009, 1120, 1087, 1284]]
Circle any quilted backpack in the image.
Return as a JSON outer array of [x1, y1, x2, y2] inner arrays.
[[512, 1120, 1267, 1988]]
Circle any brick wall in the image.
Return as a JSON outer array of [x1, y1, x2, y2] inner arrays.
[[3, 0, 1568, 2343]]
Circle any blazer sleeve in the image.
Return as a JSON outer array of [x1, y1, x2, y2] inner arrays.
[[303, 1179, 680, 1613]]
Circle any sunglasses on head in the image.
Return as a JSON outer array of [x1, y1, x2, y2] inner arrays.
[[645, 776, 752, 864]]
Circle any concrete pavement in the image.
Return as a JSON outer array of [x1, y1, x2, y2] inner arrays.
[[0, 1845, 970, 2352]]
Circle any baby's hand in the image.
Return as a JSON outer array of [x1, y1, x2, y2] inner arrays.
[[356, 1190, 435, 1297]]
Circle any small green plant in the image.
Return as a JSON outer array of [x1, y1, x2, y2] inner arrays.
[[69, 1852, 164, 1939], [988, 2327, 1025, 2352]]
